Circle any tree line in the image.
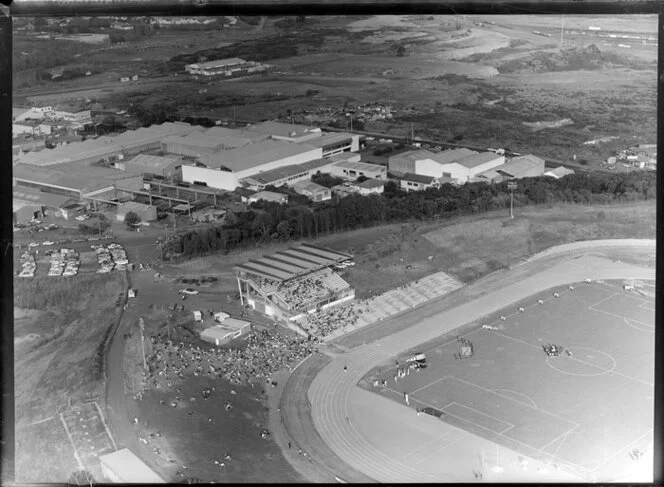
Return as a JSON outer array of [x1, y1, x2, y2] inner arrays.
[[163, 171, 656, 260]]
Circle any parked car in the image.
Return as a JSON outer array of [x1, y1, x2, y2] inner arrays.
[[42, 241, 55, 246], [179, 288, 199, 295]]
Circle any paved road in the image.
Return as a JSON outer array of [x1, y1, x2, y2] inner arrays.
[[305, 244, 655, 483]]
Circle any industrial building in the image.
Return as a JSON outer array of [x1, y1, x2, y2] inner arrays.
[[181, 140, 322, 191], [116, 201, 157, 223], [13, 187, 77, 224], [200, 318, 252, 346], [389, 148, 477, 179], [161, 127, 267, 158], [119, 154, 183, 179], [99, 448, 165, 483], [354, 178, 385, 195], [327, 159, 387, 181], [244, 121, 323, 143], [15, 122, 203, 167], [234, 243, 355, 322], [297, 132, 363, 157], [544, 166, 576, 179], [474, 154, 545, 183], [240, 158, 335, 191], [331, 182, 361, 198], [292, 180, 332, 202], [13, 162, 143, 202], [400, 173, 441, 192], [184, 58, 267, 76], [248, 191, 288, 204]]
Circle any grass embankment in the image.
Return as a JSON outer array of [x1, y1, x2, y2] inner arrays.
[[322, 202, 655, 297], [14, 273, 126, 482]]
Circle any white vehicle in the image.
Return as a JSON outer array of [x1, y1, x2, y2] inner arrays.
[[28, 242, 39, 247], [180, 288, 199, 295], [75, 216, 86, 221]]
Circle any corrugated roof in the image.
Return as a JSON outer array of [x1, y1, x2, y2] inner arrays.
[[14, 162, 140, 194], [13, 187, 75, 208], [331, 160, 385, 173], [357, 178, 385, 189], [430, 148, 477, 165], [402, 173, 438, 184], [455, 152, 503, 169], [392, 149, 436, 162], [493, 154, 544, 178], [124, 154, 182, 170], [293, 180, 329, 194], [99, 449, 165, 483], [301, 132, 352, 149], [187, 58, 246, 69], [245, 121, 321, 139], [200, 140, 318, 171], [241, 158, 333, 186]]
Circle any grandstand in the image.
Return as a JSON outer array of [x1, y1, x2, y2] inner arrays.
[[234, 243, 355, 322]]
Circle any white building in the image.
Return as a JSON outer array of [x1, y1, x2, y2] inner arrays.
[[181, 140, 323, 191], [400, 173, 441, 192], [297, 132, 363, 157], [185, 57, 267, 76], [544, 166, 575, 179], [327, 159, 387, 181], [99, 449, 165, 483], [244, 121, 323, 143]]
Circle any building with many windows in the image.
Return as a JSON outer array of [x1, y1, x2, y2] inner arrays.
[[328, 159, 387, 181], [400, 173, 441, 192], [185, 58, 267, 77]]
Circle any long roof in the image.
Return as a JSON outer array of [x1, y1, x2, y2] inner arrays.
[[124, 154, 182, 170], [392, 149, 436, 162], [13, 187, 75, 208], [200, 139, 317, 171], [14, 162, 139, 194], [300, 132, 352, 149], [331, 160, 386, 173], [430, 148, 478, 165], [235, 243, 352, 282], [545, 166, 575, 178], [186, 57, 246, 69], [99, 449, 165, 483], [495, 154, 545, 177], [455, 151, 502, 169], [402, 173, 438, 184], [293, 180, 329, 194], [240, 158, 333, 186], [245, 121, 321, 139]]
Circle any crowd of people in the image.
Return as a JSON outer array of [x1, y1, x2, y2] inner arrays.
[[299, 302, 364, 338], [144, 328, 318, 391], [276, 274, 328, 311]]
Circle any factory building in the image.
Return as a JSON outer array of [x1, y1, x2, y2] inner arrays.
[[119, 154, 183, 179], [442, 152, 506, 183], [13, 188, 76, 224], [181, 140, 323, 191], [544, 166, 576, 179], [240, 158, 335, 191], [388, 148, 477, 178], [185, 58, 267, 76], [474, 154, 545, 183], [354, 178, 385, 195], [161, 127, 268, 158], [292, 180, 332, 202], [13, 162, 143, 202], [327, 159, 387, 181], [248, 191, 289, 204], [297, 132, 363, 157], [244, 121, 323, 143]]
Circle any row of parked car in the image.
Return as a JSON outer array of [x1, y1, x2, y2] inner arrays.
[[95, 243, 129, 273], [48, 249, 80, 277], [18, 252, 36, 278]]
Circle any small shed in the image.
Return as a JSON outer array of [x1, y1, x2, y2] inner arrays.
[[193, 310, 202, 321], [200, 318, 252, 346]]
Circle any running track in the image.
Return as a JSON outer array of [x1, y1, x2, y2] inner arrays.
[[307, 247, 656, 482]]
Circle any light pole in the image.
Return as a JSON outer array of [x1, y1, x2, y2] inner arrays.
[[507, 181, 517, 219]]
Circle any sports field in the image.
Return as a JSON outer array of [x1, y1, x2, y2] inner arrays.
[[362, 280, 654, 481]]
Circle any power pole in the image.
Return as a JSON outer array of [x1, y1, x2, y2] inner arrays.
[[507, 181, 518, 219]]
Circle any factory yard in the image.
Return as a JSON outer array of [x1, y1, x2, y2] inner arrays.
[[361, 280, 654, 481]]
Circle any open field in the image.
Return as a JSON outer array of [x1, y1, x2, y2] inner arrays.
[[13, 272, 125, 482], [361, 280, 654, 481]]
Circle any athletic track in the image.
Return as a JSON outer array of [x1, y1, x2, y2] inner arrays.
[[305, 241, 656, 483]]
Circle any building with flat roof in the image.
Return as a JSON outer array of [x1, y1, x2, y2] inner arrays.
[[248, 191, 288, 204], [292, 180, 331, 202], [474, 154, 545, 183], [185, 58, 267, 76], [161, 127, 267, 158], [244, 121, 322, 143], [355, 178, 385, 195], [99, 448, 165, 483], [544, 166, 575, 179], [240, 158, 335, 191], [388, 148, 478, 180], [297, 132, 363, 156], [182, 140, 322, 191], [328, 159, 387, 181], [234, 243, 355, 322], [13, 187, 77, 223], [200, 318, 252, 346], [400, 173, 441, 192], [120, 154, 183, 179], [13, 162, 143, 201]]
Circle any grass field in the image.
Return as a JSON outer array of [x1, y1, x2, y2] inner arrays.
[[360, 280, 654, 481]]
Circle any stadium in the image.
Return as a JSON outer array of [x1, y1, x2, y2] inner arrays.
[[234, 243, 355, 324]]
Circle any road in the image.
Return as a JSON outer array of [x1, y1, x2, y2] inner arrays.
[[283, 241, 655, 483]]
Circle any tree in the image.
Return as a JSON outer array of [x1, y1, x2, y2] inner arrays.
[[124, 211, 141, 229]]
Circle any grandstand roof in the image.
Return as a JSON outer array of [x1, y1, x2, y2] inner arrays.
[[235, 243, 353, 282]]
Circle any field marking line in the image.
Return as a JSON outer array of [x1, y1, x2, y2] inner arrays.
[[587, 292, 619, 312], [401, 429, 456, 461], [410, 374, 454, 396], [491, 389, 538, 409], [540, 424, 579, 451], [443, 401, 515, 431], [94, 401, 117, 451], [623, 317, 655, 334], [445, 375, 580, 428], [639, 301, 655, 310], [27, 415, 55, 427], [484, 330, 654, 387], [59, 413, 85, 471], [413, 437, 462, 466], [591, 428, 653, 472], [590, 305, 653, 327]]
